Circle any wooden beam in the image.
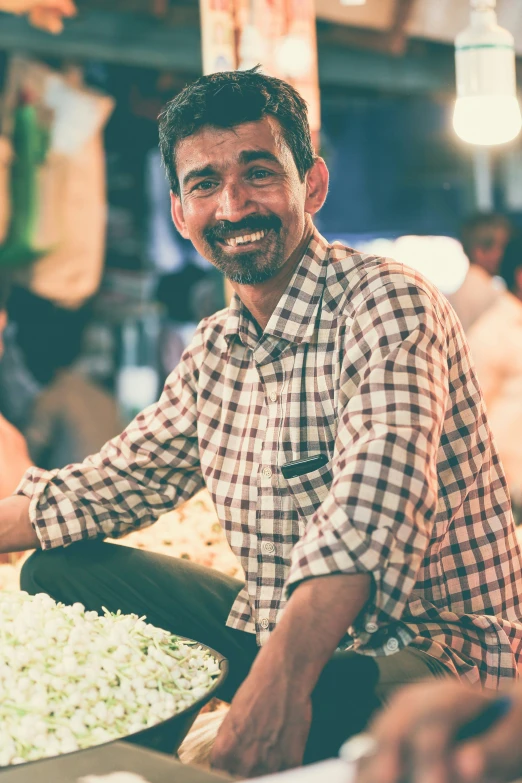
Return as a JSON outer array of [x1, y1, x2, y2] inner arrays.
[[0, 9, 460, 94], [319, 0, 418, 58]]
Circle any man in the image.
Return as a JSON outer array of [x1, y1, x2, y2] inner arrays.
[[1, 69, 522, 777], [448, 214, 512, 335], [460, 212, 513, 278]]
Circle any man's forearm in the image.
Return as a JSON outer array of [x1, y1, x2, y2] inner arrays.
[[252, 573, 371, 695], [0, 495, 40, 553]]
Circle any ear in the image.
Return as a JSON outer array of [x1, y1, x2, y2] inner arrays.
[[304, 157, 329, 218], [170, 191, 190, 239]]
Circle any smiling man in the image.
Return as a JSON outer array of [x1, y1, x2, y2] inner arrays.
[[1, 69, 522, 778]]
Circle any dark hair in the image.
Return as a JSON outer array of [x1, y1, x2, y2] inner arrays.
[[0, 270, 11, 311], [460, 212, 512, 260], [499, 236, 522, 293], [158, 67, 314, 195]]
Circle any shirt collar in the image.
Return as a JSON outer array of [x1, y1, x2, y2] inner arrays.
[[223, 228, 331, 349]]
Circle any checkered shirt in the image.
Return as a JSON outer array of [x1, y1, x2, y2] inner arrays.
[[17, 230, 522, 688]]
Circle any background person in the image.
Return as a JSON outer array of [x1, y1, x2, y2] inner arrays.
[[0, 271, 32, 499]]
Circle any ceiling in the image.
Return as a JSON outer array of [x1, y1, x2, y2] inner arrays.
[[317, 0, 522, 54]]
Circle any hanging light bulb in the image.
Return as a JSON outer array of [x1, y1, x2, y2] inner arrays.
[[340, 0, 366, 5], [453, 0, 522, 146]]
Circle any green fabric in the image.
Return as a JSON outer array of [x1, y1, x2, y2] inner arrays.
[[21, 541, 452, 763]]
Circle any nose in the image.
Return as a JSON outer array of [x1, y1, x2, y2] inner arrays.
[[214, 179, 257, 224]]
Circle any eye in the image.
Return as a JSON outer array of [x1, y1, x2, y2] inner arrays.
[[249, 169, 273, 181], [193, 180, 216, 192]]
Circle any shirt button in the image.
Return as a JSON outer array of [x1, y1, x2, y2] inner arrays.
[[259, 618, 270, 630], [261, 466, 273, 479], [386, 638, 399, 653], [269, 391, 278, 402], [365, 622, 378, 634], [262, 542, 275, 554]]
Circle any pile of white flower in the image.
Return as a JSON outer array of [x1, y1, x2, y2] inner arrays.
[[0, 591, 220, 767]]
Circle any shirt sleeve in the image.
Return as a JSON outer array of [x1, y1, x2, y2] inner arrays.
[[15, 341, 205, 550], [285, 276, 450, 648]]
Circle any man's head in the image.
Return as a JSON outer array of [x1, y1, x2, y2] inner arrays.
[[159, 68, 328, 285], [0, 271, 10, 359], [461, 213, 512, 277]]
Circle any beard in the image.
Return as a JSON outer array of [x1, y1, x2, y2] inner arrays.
[[202, 215, 286, 285]]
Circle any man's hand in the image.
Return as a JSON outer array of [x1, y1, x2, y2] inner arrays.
[[211, 659, 312, 777], [356, 681, 522, 783], [211, 573, 371, 777]]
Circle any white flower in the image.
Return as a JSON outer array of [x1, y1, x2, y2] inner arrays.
[[0, 591, 219, 767]]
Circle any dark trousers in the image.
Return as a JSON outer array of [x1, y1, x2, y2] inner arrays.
[[21, 541, 451, 763]]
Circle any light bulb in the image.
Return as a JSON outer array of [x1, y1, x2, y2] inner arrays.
[[275, 35, 313, 79], [340, 0, 366, 5], [453, 1, 522, 146]]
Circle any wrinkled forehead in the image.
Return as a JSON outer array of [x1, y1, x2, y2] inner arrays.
[[174, 116, 293, 181]]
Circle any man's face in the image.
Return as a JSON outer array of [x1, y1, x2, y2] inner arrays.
[[171, 117, 320, 285]]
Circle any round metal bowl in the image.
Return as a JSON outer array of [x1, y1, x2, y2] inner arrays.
[[122, 638, 228, 756], [0, 637, 228, 771]]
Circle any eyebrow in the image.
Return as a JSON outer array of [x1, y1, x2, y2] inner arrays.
[[181, 149, 281, 188]]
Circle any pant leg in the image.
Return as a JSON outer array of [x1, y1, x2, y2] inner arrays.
[[304, 646, 453, 765], [20, 540, 259, 701]]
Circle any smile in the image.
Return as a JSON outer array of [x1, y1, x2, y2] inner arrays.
[[223, 230, 268, 247]]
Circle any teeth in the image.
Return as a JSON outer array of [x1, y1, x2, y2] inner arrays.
[[224, 230, 267, 247]]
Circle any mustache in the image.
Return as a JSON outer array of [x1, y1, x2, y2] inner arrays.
[[204, 215, 282, 243]]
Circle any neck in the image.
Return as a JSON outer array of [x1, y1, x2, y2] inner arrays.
[[229, 221, 315, 332]]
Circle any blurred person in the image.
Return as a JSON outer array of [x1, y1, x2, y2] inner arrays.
[[461, 212, 513, 278], [448, 213, 513, 334], [448, 236, 522, 516], [0, 271, 32, 499], [354, 680, 522, 783], [499, 234, 522, 302], [21, 302, 124, 470], [0, 69, 521, 777]]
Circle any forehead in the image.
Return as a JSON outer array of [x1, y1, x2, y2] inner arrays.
[[175, 116, 294, 180]]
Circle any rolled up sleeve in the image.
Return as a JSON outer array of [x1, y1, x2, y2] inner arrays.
[[16, 343, 205, 550], [286, 278, 449, 649]]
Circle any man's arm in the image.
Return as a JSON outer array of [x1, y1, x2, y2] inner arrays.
[[212, 573, 371, 777], [9, 331, 207, 555], [0, 495, 38, 552]]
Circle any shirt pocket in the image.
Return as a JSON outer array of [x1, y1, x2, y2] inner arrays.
[[283, 459, 334, 521]]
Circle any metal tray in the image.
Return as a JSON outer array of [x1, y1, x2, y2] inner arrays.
[[0, 637, 228, 770]]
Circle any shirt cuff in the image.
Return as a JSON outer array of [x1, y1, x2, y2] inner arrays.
[[285, 504, 424, 648], [15, 466, 102, 550]]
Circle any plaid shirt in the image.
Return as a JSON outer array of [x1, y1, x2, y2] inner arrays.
[[18, 230, 522, 688]]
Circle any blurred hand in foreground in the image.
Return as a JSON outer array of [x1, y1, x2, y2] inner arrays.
[[0, 0, 76, 33], [355, 680, 522, 783]]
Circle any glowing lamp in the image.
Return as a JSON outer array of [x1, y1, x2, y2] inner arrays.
[[453, 0, 522, 146]]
